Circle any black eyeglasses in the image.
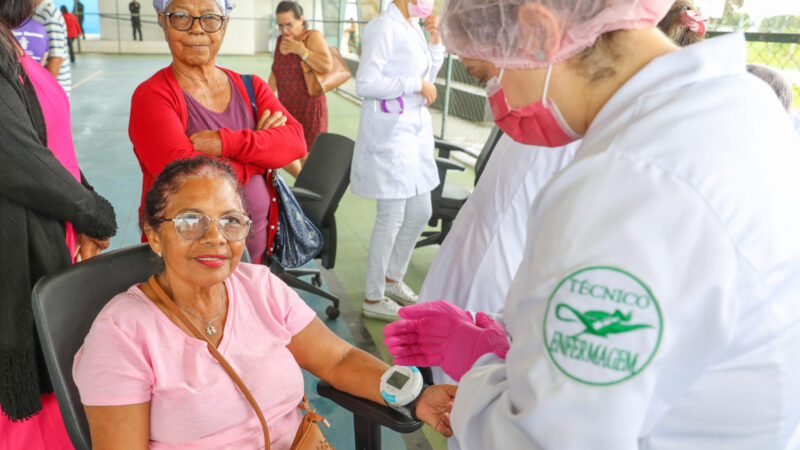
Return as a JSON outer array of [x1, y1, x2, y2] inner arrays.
[[161, 213, 252, 241], [165, 12, 226, 33]]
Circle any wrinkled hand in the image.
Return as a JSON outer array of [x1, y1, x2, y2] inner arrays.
[[415, 384, 457, 437], [384, 300, 509, 381], [279, 36, 306, 56], [420, 79, 437, 106], [257, 109, 287, 130], [75, 233, 109, 262], [189, 130, 223, 156], [423, 15, 440, 45]]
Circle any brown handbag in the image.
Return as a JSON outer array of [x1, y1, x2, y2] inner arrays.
[[299, 30, 352, 96], [147, 276, 333, 450]]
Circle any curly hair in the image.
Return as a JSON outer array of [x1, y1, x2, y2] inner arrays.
[[140, 156, 246, 233], [657, 0, 704, 47]]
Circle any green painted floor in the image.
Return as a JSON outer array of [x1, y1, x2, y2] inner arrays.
[[69, 53, 476, 449]]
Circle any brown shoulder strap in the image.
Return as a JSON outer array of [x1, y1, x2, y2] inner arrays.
[[147, 276, 271, 449]]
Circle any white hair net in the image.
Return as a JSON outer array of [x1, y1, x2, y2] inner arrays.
[[153, 0, 234, 16], [441, 0, 674, 69]]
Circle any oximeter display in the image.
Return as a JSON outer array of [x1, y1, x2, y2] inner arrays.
[[387, 371, 410, 389]]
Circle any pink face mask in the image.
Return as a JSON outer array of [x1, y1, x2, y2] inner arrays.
[[487, 67, 582, 147], [408, 0, 434, 18]]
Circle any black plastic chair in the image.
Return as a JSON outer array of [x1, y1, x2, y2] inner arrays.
[[417, 127, 505, 248], [31, 244, 423, 450], [267, 132, 356, 320]]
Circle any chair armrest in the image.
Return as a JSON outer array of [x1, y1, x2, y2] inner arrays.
[[435, 156, 465, 173], [316, 381, 424, 434], [291, 187, 322, 201], [434, 139, 470, 159]]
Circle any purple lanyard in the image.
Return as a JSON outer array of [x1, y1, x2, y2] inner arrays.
[[380, 97, 405, 114]]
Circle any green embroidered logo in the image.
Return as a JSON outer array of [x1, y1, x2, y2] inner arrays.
[[555, 304, 652, 338], [543, 267, 663, 385]]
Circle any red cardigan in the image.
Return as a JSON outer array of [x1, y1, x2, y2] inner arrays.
[[129, 66, 306, 256]]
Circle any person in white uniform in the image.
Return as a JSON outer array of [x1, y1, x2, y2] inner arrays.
[[384, 0, 800, 447], [418, 134, 579, 316], [351, 0, 445, 321], [416, 0, 705, 397]]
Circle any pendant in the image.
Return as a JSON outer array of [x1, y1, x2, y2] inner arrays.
[[206, 324, 217, 336]]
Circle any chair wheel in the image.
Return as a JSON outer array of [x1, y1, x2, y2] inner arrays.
[[326, 306, 340, 319], [312, 273, 322, 287]]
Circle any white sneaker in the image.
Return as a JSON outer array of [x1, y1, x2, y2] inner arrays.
[[385, 280, 419, 306], [362, 297, 401, 321]]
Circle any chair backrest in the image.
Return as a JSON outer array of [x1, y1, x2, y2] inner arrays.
[[31, 245, 251, 449], [474, 126, 504, 186], [294, 132, 354, 269], [31, 244, 159, 449]]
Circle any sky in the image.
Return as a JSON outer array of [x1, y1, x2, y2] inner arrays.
[[696, 0, 800, 19]]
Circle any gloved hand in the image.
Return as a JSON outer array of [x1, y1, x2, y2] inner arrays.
[[384, 300, 509, 381]]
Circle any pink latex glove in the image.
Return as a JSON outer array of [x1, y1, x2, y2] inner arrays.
[[384, 300, 509, 381]]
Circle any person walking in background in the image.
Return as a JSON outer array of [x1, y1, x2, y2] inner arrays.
[[73, 0, 84, 39], [346, 18, 359, 55], [0, 0, 117, 446], [32, 0, 71, 96], [350, 0, 444, 321], [60, 5, 81, 63], [13, 18, 50, 65], [129, 0, 142, 41], [268, 1, 331, 178]]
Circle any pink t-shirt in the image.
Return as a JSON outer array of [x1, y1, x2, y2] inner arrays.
[[20, 51, 80, 259], [73, 263, 317, 449]]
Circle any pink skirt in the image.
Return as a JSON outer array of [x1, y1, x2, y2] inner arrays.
[[0, 393, 73, 449]]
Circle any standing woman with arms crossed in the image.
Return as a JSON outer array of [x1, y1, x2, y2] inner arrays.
[[268, 1, 332, 178], [129, 0, 306, 264], [0, 0, 116, 446], [351, 0, 443, 321]]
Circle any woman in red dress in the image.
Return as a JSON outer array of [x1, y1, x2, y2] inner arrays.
[[269, 1, 331, 177]]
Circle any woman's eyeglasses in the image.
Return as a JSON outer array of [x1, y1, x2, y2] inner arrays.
[[161, 213, 252, 241], [165, 12, 226, 33]]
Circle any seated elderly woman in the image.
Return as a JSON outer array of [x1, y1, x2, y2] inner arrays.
[[129, 0, 306, 264], [72, 157, 456, 448]]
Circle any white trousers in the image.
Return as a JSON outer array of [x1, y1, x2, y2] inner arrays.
[[365, 192, 432, 300]]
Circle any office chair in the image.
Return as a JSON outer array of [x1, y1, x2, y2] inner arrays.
[[417, 127, 505, 248], [32, 244, 423, 450], [266, 132, 355, 320]]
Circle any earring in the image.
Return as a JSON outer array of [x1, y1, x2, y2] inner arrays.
[[155, 251, 162, 258], [537, 50, 546, 61]]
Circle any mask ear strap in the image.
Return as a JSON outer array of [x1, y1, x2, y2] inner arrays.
[[497, 68, 505, 82], [542, 65, 553, 108]]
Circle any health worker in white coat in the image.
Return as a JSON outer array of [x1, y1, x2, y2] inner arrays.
[[351, 0, 445, 321], [415, 0, 707, 390], [384, 0, 800, 447]]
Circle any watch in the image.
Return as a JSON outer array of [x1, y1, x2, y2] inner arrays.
[[380, 366, 428, 420], [300, 49, 311, 61]]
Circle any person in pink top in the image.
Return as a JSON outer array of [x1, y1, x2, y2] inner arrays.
[[73, 157, 457, 448], [0, 1, 117, 448]]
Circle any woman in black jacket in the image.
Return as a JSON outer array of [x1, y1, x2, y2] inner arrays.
[[0, 0, 117, 446]]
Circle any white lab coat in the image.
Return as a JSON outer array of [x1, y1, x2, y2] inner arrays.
[[451, 33, 800, 449], [419, 136, 580, 450], [350, 3, 444, 199], [419, 135, 580, 315]]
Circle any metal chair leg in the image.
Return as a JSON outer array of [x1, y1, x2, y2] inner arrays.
[[354, 415, 381, 450]]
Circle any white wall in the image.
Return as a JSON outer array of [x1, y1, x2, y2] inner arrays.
[[96, 0, 271, 55]]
